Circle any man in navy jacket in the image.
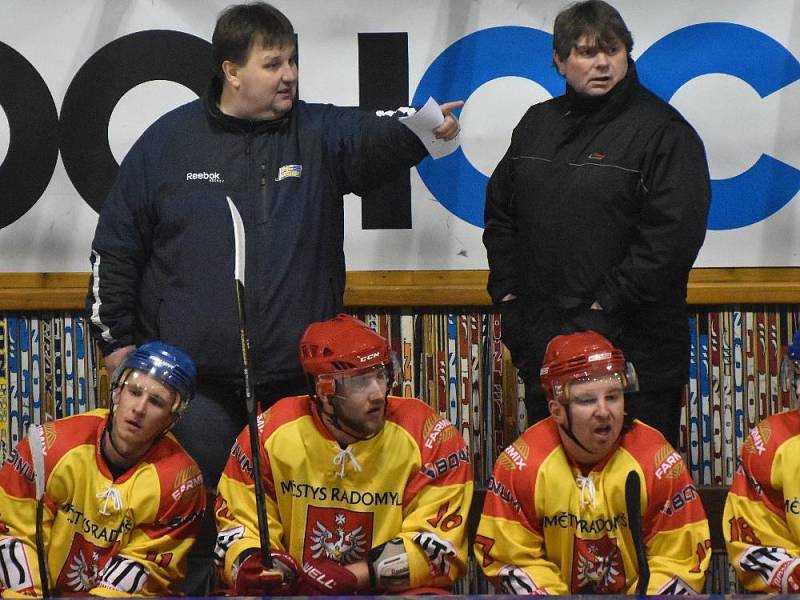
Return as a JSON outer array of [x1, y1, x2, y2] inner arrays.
[[87, 2, 460, 490]]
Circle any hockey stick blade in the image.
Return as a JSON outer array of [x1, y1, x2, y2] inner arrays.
[[625, 469, 649, 595], [28, 424, 51, 597], [226, 197, 273, 569]]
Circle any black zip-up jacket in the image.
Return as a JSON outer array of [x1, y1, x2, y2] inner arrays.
[[483, 62, 710, 390], [87, 80, 426, 385]]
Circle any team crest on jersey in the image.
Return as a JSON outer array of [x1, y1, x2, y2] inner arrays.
[[256, 411, 269, 433], [306, 507, 371, 565], [743, 421, 771, 455], [57, 534, 111, 593], [42, 421, 57, 450], [171, 465, 203, 503], [571, 535, 626, 593], [654, 445, 683, 479], [422, 414, 455, 449], [498, 440, 529, 471]]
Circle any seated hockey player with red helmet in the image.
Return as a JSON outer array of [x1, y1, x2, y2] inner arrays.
[[214, 314, 473, 595], [475, 331, 710, 594], [723, 329, 800, 593], [0, 342, 205, 597]]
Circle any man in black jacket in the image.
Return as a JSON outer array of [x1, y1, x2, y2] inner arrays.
[[483, 0, 710, 448], [86, 2, 460, 490]]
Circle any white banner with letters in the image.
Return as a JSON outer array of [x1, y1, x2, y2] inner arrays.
[[0, 0, 797, 271]]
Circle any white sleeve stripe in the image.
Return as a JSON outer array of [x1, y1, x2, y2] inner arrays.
[[89, 250, 115, 344]]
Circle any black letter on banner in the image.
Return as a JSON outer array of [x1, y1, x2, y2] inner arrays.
[[59, 30, 212, 213], [0, 42, 59, 229], [358, 33, 411, 229]]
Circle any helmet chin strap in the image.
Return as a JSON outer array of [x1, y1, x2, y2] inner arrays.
[[103, 405, 133, 461], [560, 403, 593, 455]]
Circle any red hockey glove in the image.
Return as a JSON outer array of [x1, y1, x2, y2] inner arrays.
[[234, 550, 298, 596], [295, 558, 359, 595]]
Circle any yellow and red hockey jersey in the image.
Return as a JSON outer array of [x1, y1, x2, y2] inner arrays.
[[215, 395, 473, 591], [0, 410, 205, 597], [724, 410, 800, 592], [475, 417, 710, 594]]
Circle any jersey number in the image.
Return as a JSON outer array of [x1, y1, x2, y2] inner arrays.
[[427, 501, 463, 532], [144, 551, 173, 568], [689, 539, 712, 572], [728, 516, 762, 545]]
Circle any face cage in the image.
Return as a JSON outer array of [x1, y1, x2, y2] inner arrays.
[[551, 361, 639, 405], [115, 369, 186, 418], [316, 354, 402, 398], [780, 356, 800, 409]]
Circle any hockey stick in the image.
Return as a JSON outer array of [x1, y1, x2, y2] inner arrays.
[[226, 197, 273, 569], [625, 469, 649, 595], [27, 424, 50, 597]]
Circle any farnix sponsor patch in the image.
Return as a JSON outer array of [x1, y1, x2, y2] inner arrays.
[[276, 164, 302, 181]]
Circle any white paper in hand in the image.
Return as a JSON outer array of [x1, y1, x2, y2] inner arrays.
[[399, 97, 460, 159]]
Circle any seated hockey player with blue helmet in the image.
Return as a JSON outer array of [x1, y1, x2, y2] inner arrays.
[[0, 342, 206, 597], [724, 329, 800, 593], [214, 314, 473, 596]]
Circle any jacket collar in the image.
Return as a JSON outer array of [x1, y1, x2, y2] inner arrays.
[[563, 57, 639, 124], [204, 77, 290, 134]]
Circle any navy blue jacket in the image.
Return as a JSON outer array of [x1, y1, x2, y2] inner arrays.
[[88, 81, 426, 384]]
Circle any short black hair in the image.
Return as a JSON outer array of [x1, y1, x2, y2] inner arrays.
[[552, 0, 633, 62], [212, 2, 295, 78]]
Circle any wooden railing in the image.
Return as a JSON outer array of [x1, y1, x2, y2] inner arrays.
[[0, 268, 799, 310]]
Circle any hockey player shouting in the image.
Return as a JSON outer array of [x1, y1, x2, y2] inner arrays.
[[723, 329, 800, 593], [214, 314, 472, 595], [0, 342, 205, 597], [475, 331, 710, 594]]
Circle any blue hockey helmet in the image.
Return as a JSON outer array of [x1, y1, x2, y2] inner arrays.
[[780, 330, 800, 407], [789, 330, 800, 362], [112, 341, 197, 418]]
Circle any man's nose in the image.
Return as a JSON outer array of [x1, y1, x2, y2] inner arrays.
[[595, 398, 611, 416], [283, 63, 298, 82], [131, 395, 149, 414]]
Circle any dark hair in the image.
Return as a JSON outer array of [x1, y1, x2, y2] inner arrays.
[[552, 0, 633, 62], [212, 2, 295, 78]]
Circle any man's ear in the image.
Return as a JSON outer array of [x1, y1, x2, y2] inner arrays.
[[553, 50, 565, 76], [221, 60, 240, 87], [549, 398, 566, 425]]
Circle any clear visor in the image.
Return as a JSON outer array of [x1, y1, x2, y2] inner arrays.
[[553, 362, 639, 404], [318, 355, 401, 396], [119, 370, 182, 414], [780, 356, 800, 408]]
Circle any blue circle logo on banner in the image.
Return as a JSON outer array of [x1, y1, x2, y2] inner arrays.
[[414, 23, 800, 231], [637, 22, 800, 231], [412, 26, 563, 228]]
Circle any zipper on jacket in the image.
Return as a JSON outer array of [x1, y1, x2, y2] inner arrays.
[[260, 161, 268, 213]]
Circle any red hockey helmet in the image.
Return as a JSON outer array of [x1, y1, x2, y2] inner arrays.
[[540, 331, 637, 404], [300, 314, 396, 396]]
